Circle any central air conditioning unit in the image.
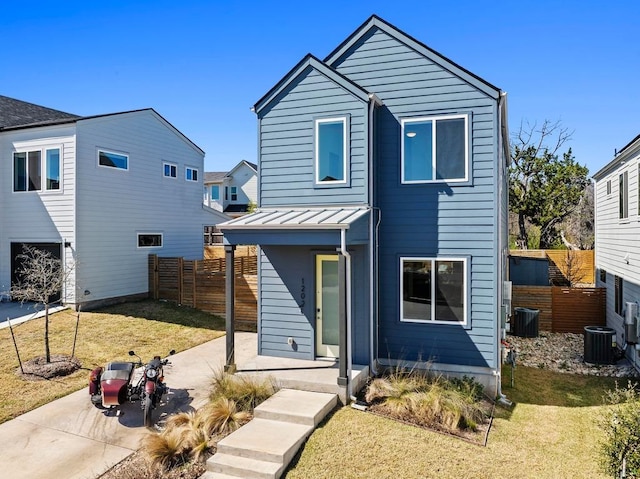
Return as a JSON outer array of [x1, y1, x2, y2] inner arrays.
[[625, 302, 639, 344]]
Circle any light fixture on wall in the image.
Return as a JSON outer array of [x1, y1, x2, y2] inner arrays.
[[624, 252, 630, 264], [406, 132, 417, 138], [64, 241, 71, 248]]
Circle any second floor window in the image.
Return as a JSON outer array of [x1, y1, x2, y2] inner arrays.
[[315, 117, 347, 184], [99, 150, 128, 170], [231, 186, 238, 201], [163, 162, 177, 178], [619, 170, 628, 219], [186, 167, 198, 182], [402, 114, 468, 183], [14, 148, 60, 192], [210, 185, 220, 200]]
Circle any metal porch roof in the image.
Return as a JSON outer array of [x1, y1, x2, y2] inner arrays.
[[217, 207, 369, 230]]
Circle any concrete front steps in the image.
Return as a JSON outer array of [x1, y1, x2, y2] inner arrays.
[[202, 389, 338, 479]]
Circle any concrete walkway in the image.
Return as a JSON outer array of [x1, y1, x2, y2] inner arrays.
[[0, 332, 257, 479]]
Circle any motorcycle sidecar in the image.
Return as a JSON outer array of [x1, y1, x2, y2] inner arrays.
[[100, 361, 135, 407]]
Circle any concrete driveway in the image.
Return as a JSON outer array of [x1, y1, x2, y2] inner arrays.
[[0, 332, 257, 479], [0, 301, 67, 329]]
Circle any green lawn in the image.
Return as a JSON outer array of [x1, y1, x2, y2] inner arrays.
[[0, 299, 225, 424], [285, 365, 625, 479]]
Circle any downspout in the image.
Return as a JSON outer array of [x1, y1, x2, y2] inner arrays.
[[367, 93, 381, 377], [339, 228, 353, 401]]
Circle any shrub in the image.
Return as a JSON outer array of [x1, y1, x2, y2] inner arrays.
[[141, 427, 190, 470], [600, 381, 640, 478], [210, 369, 278, 412], [365, 369, 487, 433]]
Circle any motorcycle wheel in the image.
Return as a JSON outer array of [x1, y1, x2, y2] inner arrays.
[[143, 396, 153, 428]]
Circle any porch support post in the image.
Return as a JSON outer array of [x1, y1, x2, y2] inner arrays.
[[337, 253, 348, 388], [224, 244, 236, 373]]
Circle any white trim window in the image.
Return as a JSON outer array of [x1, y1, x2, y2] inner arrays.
[[210, 185, 220, 200], [163, 162, 177, 178], [315, 116, 347, 185], [401, 114, 469, 183], [606, 179, 612, 196], [619, 170, 629, 220], [13, 147, 61, 192], [137, 233, 163, 248], [400, 257, 467, 324], [186, 167, 198, 182], [230, 186, 238, 201], [98, 149, 128, 170]]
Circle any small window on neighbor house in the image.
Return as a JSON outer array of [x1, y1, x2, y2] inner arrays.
[[210, 185, 220, 200], [315, 117, 347, 184], [46, 149, 60, 190], [186, 167, 198, 182], [230, 186, 237, 201], [619, 171, 629, 219], [606, 179, 612, 196], [599, 269, 607, 283], [402, 115, 468, 183], [14, 148, 61, 192], [163, 162, 177, 178], [400, 257, 467, 324], [99, 150, 128, 170], [615, 275, 624, 315], [138, 234, 162, 248]]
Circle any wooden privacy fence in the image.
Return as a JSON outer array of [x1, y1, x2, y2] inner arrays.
[[510, 249, 595, 285], [148, 254, 257, 326], [511, 286, 606, 333]]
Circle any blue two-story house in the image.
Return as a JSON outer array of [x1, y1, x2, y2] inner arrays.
[[220, 15, 509, 400]]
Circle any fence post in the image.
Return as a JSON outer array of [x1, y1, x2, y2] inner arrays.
[[225, 244, 236, 373], [178, 257, 184, 305], [192, 259, 197, 308]]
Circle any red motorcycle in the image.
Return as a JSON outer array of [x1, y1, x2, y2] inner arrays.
[[89, 349, 175, 427]]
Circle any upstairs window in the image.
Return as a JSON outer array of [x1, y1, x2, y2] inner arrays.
[[230, 186, 238, 201], [315, 117, 347, 185], [163, 162, 177, 178], [619, 171, 628, 219], [402, 114, 468, 183], [186, 167, 198, 182], [400, 257, 467, 324], [14, 148, 60, 192], [210, 185, 220, 200], [606, 179, 611, 196], [99, 150, 128, 170], [138, 233, 162, 248]]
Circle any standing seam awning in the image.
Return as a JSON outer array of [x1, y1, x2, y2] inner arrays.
[[217, 207, 370, 231]]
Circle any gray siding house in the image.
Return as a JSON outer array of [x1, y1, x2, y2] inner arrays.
[[593, 133, 640, 371], [220, 16, 509, 396], [0, 96, 227, 309], [203, 160, 258, 217]]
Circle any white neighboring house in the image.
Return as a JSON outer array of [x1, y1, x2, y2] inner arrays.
[[593, 133, 640, 370], [0, 95, 229, 309], [203, 160, 257, 217]]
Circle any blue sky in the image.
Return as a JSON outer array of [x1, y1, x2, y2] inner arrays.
[[3, 0, 638, 175]]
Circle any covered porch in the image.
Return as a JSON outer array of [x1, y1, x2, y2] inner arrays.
[[218, 207, 372, 403]]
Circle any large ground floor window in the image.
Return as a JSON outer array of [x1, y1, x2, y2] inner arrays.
[[400, 257, 467, 324]]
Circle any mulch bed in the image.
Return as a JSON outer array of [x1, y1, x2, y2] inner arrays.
[[17, 354, 81, 380]]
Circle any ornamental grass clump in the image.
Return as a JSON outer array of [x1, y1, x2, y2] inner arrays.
[[365, 369, 487, 433], [142, 371, 277, 472], [599, 381, 640, 478]]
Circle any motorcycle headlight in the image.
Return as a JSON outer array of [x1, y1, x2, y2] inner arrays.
[[146, 368, 158, 379]]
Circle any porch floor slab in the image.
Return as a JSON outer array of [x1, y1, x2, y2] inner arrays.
[[236, 355, 369, 404]]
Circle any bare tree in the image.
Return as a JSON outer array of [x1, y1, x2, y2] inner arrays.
[[10, 245, 74, 363], [509, 120, 589, 249], [562, 249, 585, 287]]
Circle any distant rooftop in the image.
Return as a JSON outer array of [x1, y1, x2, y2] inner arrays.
[[0, 95, 79, 129], [204, 172, 227, 183]]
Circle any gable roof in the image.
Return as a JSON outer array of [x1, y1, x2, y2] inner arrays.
[[228, 159, 258, 176], [593, 132, 640, 180], [253, 54, 373, 115], [0, 98, 204, 155], [324, 15, 502, 100], [0, 95, 79, 129]]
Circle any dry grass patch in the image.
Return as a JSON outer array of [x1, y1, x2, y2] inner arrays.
[[0, 299, 224, 424]]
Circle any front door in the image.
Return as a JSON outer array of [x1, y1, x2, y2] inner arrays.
[[316, 254, 339, 358]]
